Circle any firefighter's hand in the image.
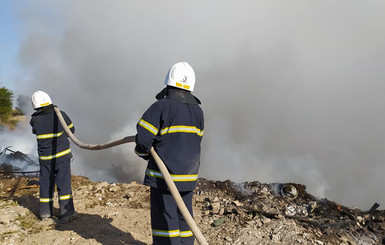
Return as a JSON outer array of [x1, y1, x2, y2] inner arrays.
[[142, 154, 151, 161], [135, 145, 150, 161]]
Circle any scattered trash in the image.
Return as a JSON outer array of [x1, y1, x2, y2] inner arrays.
[[211, 218, 225, 227], [20, 185, 39, 189], [369, 202, 380, 213], [281, 184, 298, 199]]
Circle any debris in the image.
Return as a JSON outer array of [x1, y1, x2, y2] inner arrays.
[[1, 176, 385, 244], [307, 201, 317, 215], [211, 218, 225, 227], [0, 147, 39, 177], [196, 178, 385, 244], [19, 185, 39, 189], [281, 184, 298, 199], [369, 202, 380, 213], [211, 201, 221, 214]]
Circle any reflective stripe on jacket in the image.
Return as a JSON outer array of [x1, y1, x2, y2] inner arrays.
[[30, 105, 75, 164], [135, 87, 204, 191]]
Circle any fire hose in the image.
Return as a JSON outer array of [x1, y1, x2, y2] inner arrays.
[[54, 107, 208, 245]]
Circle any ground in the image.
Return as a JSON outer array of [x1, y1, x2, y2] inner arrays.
[[0, 111, 25, 131], [1, 174, 385, 245]]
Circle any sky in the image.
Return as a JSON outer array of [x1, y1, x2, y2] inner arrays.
[[0, 2, 20, 89], [1, 0, 385, 210]]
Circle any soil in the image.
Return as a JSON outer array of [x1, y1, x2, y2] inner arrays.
[[0, 112, 26, 131], [1, 174, 385, 245]]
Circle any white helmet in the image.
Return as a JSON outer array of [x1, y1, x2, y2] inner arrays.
[[165, 62, 195, 92], [32, 91, 52, 109]]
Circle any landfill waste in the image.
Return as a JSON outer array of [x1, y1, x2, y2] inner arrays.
[[1, 175, 385, 244]]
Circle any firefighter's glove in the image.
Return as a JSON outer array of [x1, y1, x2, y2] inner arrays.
[[142, 154, 151, 161], [135, 145, 150, 161]]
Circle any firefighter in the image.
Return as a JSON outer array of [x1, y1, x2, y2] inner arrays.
[[30, 91, 77, 221], [135, 62, 204, 245]]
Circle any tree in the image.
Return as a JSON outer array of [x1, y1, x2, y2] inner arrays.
[[0, 87, 14, 122]]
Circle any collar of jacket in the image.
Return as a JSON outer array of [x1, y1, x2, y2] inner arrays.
[[31, 104, 55, 116], [155, 86, 201, 105]]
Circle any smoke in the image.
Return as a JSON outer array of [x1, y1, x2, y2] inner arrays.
[[14, 94, 30, 115], [5, 0, 385, 210]]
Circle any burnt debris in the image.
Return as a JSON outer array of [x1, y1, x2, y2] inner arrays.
[[196, 178, 385, 244], [0, 147, 39, 177]]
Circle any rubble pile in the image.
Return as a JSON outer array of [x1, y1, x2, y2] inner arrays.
[[1, 175, 385, 244], [195, 179, 385, 244]]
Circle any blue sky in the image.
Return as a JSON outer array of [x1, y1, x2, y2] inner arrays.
[[0, 1, 66, 94], [0, 2, 22, 91]]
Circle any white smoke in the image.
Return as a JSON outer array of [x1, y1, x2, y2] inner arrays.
[[5, 0, 385, 210], [0, 123, 35, 154]]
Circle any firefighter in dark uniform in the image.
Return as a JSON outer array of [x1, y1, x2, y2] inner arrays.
[[30, 91, 77, 221], [135, 62, 204, 245]]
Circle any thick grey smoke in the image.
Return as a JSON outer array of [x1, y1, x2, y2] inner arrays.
[[8, 0, 385, 209]]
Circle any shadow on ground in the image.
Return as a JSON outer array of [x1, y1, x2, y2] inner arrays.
[[13, 194, 147, 245]]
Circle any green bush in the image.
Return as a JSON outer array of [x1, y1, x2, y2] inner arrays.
[[0, 87, 13, 122]]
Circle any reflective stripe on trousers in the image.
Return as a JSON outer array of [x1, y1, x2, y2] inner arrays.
[[152, 229, 193, 238], [146, 169, 198, 182], [150, 187, 195, 245], [39, 160, 75, 217]]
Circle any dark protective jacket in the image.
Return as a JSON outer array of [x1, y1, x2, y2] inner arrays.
[[30, 105, 75, 164], [135, 86, 204, 191]]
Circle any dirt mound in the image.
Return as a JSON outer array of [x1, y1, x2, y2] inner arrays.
[[1, 175, 385, 244], [0, 112, 27, 130]]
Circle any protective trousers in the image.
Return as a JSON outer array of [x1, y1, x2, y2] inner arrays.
[[39, 160, 74, 219], [150, 187, 194, 245]]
